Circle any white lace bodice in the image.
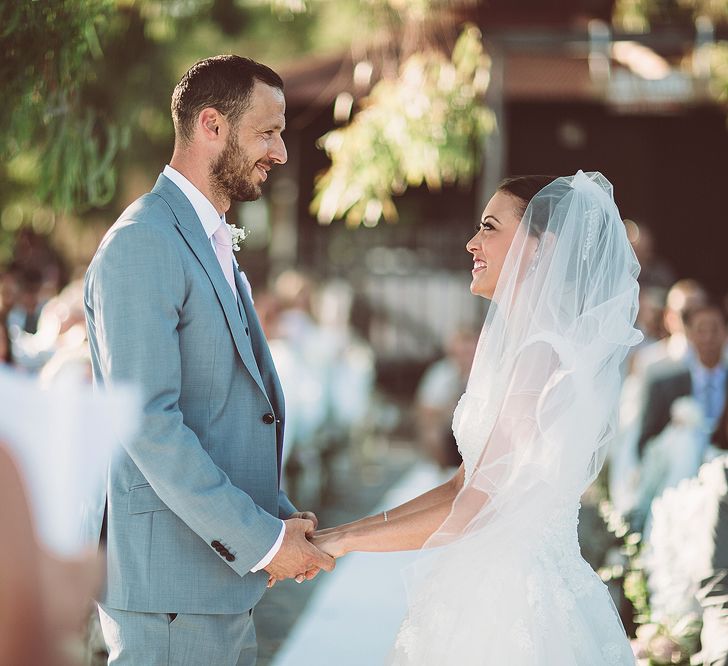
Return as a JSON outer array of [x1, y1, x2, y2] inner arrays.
[[452, 391, 499, 482]]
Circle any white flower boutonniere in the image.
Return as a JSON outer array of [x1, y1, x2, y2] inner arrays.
[[228, 224, 250, 252]]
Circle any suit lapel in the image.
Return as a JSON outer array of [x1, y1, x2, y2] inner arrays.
[[151, 175, 267, 397], [234, 269, 285, 421], [678, 370, 692, 396]]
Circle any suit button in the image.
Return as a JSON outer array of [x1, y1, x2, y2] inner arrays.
[[262, 413, 275, 425], [225, 554, 235, 562], [245, 327, 249, 336], [211, 540, 221, 550]]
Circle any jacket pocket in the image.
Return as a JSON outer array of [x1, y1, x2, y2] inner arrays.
[[127, 484, 169, 514]]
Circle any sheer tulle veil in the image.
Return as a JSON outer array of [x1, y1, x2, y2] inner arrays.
[[396, 171, 643, 661]]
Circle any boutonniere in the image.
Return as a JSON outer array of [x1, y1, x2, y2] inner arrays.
[[228, 224, 250, 252]]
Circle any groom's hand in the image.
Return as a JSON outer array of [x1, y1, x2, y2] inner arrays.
[[290, 511, 318, 529], [264, 518, 334, 584]]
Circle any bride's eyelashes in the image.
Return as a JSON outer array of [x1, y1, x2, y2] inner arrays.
[[475, 221, 495, 233]]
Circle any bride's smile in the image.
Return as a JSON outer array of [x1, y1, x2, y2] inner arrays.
[[466, 190, 530, 300]]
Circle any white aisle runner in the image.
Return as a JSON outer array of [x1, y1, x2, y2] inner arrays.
[[271, 462, 446, 666]]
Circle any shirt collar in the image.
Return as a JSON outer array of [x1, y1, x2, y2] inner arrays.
[[163, 165, 224, 239], [689, 356, 726, 383]]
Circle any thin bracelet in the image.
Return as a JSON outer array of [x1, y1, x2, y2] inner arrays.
[[383, 510, 388, 522]]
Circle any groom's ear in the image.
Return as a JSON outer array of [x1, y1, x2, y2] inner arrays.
[[198, 108, 223, 143]]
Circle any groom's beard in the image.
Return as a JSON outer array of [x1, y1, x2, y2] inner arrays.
[[210, 132, 260, 203]]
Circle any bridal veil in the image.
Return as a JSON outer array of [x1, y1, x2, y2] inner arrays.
[[394, 171, 642, 665]]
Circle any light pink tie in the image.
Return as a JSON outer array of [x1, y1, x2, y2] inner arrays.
[[212, 221, 237, 297]]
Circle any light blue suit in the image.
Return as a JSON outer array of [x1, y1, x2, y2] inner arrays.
[[85, 174, 296, 661]]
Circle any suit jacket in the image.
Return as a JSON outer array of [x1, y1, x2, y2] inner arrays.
[[84, 174, 296, 614], [637, 365, 728, 457], [637, 366, 692, 457]]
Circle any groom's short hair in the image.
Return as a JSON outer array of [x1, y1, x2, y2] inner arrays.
[[171, 55, 283, 144]]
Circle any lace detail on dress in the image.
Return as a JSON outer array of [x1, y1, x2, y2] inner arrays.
[[452, 392, 500, 482], [392, 501, 636, 665]]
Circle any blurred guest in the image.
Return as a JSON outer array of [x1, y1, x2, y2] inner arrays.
[[631, 279, 707, 377], [7, 267, 45, 334], [11, 279, 87, 373], [0, 266, 19, 319], [624, 286, 667, 376], [0, 316, 12, 366], [635, 286, 667, 348], [637, 301, 727, 457], [415, 327, 478, 469], [711, 397, 728, 453], [627, 222, 675, 290], [610, 281, 708, 512], [631, 394, 725, 535], [273, 270, 329, 457], [274, 268, 318, 342], [317, 279, 375, 441]]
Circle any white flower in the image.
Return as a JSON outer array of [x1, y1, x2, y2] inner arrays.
[[227, 224, 249, 252]]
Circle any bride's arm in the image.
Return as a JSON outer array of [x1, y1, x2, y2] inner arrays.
[[311, 465, 465, 556]]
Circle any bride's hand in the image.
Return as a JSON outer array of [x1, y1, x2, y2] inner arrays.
[[310, 530, 348, 559], [267, 530, 347, 588]]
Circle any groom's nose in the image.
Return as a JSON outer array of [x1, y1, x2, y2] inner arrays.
[[269, 134, 287, 165]]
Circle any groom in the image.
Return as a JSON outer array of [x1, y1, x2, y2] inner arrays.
[[84, 55, 334, 665]]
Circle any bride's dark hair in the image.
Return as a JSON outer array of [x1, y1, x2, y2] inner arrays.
[[497, 175, 558, 237]]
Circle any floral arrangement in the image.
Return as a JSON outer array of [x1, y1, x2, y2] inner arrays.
[[631, 615, 702, 666], [600, 453, 728, 665]]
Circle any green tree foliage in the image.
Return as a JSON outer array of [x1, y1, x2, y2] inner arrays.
[[0, 0, 126, 212], [311, 24, 495, 227], [613, 0, 728, 30]]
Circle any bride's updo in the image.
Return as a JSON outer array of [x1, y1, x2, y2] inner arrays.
[[497, 175, 557, 238]]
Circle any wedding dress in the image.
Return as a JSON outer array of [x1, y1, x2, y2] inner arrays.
[[392, 172, 641, 665]]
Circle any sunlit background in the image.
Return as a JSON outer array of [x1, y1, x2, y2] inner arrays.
[[2, 1, 728, 664]]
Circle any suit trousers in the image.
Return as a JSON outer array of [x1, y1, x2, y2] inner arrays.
[[98, 603, 257, 666]]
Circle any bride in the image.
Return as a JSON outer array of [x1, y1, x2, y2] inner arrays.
[[312, 171, 641, 664]]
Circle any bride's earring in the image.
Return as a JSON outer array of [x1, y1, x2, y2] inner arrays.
[[527, 242, 540, 275]]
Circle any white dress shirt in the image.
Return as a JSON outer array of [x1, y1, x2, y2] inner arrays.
[[162, 165, 285, 572]]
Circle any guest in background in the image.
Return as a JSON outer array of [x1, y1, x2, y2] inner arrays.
[[7, 267, 44, 334], [635, 286, 667, 349], [0, 316, 12, 366], [415, 327, 478, 469], [11, 278, 88, 373], [626, 222, 675, 290], [631, 279, 707, 377], [711, 398, 728, 454], [637, 301, 727, 457], [0, 267, 18, 320], [609, 281, 708, 513]]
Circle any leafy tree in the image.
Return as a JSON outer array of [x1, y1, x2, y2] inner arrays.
[[311, 24, 494, 226], [1, 0, 123, 213]]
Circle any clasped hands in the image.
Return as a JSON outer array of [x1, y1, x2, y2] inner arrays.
[[264, 512, 347, 588]]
